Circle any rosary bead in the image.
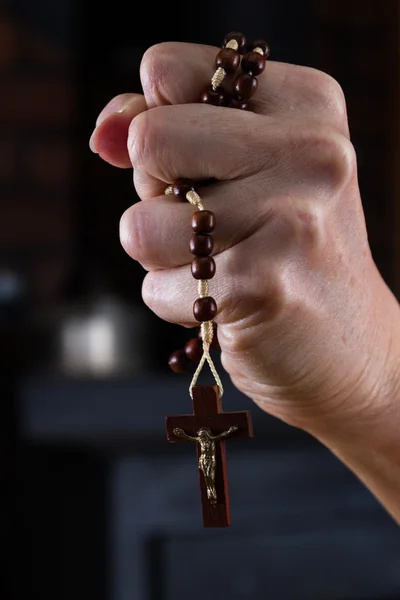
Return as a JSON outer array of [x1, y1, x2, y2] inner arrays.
[[189, 233, 214, 256], [249, 39, 270, 58], [234, 73, 258, 99], [168, 349, 190, 373], [223, 31, 247, 54], [191, 256, 216, 280], [191, 210, 216, 233], [184, 337, 204, 362], [228, 97, 249, 110], [193, 297, 218, 322], [201, 87, 226, 106], [241, 51, 266, 76], [172, 178, 195, 201], [216, 48, 240, 73]]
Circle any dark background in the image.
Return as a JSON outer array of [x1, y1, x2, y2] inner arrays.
[[2, 1, 400, 599]]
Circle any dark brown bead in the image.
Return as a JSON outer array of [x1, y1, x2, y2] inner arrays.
[[241, 51, 266, 76], [193, 297, 218, 322], [249, 39, 270, 58], [228, 97, 249, 110], [191, 257, 216, 280], [223, 31, 247, 54], [168, 349, 190, 373], [234, 73, 258, 99], [216, 48, 240, 73], [172, 178, 195, 201], [189, 233, 213, 256], [184, 337, 203, 362], [201, 87, 226, 106], [191, 210, 216, 233]]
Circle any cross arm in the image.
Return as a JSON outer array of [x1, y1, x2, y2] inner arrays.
[[165, 410, 253, 442]]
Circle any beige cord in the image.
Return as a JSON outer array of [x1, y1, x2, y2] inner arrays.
[[210, 38, 239, 92], [190, 320, 224, 400], [164, 184, 224, 399], [211, 67, 226, 91], [186, 190, 203, 208], [226, 39, 239, 50]]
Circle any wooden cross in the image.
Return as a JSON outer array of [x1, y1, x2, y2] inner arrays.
[[165, 384, 253, 528]]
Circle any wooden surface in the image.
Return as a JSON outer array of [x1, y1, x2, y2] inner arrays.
[[165, 385, 253, 527]]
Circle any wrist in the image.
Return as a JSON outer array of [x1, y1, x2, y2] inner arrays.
[[291, 276, 400, 524], [305, 284, 400, 452], [278, 270, 400, 523]]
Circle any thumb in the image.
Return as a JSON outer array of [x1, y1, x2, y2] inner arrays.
[[89, 93, 147, 168]]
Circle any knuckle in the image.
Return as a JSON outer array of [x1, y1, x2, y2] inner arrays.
[[128, 108, 166, 174], [219, 263, 290, 334], [119, 204, 154, 267], [264, 198, 328, 256], [300, 125, 356, 190], [140, 42, 179, 104], [292, 202, 326, 253], [308, 69, 347, 121], [127, 110, 148, 170], [141, 272, 157, 310]]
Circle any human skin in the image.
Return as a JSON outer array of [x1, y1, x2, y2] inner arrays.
[[90, 42, 400, 523]]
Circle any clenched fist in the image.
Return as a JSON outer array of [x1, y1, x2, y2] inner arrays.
[[90, 42, 400, 521]]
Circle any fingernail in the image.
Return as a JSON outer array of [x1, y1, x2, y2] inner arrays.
[[96, 106, 127, 128], [89, 130, 98, 153], [90, 107, 128, 153]]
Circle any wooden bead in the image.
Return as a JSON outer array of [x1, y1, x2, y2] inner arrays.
[[168, 349, 190, 373], [228, 97, 249, 110], [191, 210, 216, 233], [184, 337, 203, 362], [249, 39, 270, 58], [189, 233, 213, 256], [191, 256, 216, 280], [201, 88, 226, 106], [241, 51, 266, 76], [223, 31, 247, 54], [193, 297, 218, 322], [172, 178, 195, 201], [234, 73, 258, 99], [216, 48, 240, 73]]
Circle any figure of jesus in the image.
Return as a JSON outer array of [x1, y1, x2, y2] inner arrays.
[[173, 425, 238, 504]]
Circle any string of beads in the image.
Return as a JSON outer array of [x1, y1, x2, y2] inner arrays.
[[166, 32, 270, 399]]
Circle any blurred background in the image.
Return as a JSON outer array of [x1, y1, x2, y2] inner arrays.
[[2, 0, 400, 598]]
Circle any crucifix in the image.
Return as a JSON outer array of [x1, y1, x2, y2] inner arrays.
[[166, 384, 253, 528]]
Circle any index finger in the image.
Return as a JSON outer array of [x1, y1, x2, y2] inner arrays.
[[91, 40, 349, 170], [141, 42, 348, 133]]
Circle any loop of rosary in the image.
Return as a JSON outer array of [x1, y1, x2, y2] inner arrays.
[[167, 32, 270, 399], [165, 32, 268, 528]]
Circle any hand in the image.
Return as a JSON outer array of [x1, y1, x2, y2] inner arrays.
[[90, 42, 400, 441], [173, 428, 183, 437]]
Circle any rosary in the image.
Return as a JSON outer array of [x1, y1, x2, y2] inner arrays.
[[162, 31, 270, 528]]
